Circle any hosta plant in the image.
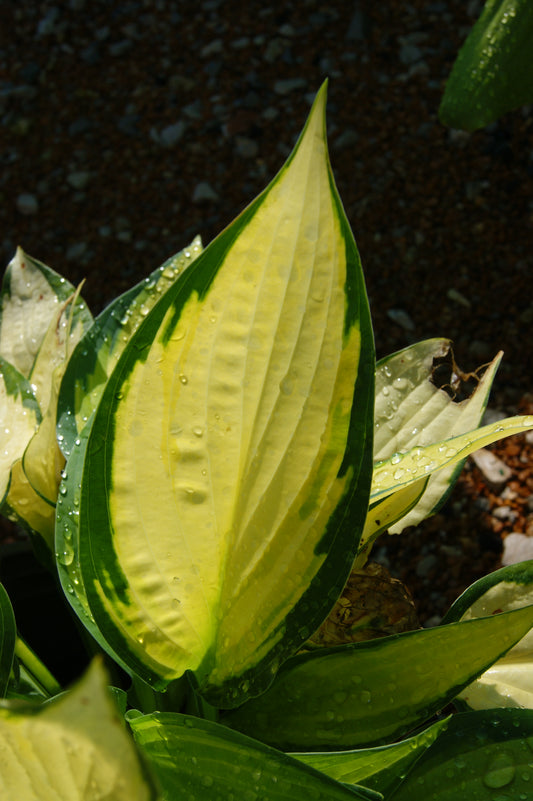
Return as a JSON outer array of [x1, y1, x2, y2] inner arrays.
[[2, 84, 533, 799]]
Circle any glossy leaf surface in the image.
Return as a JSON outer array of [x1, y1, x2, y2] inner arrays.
[[389, 708, 533, 800], [439, 0, 533, 131], [222, 605, 533, 750], [295, 716, 448, 797], [371, 414, 533, 504], [72, 84, 374, 705], [128, 710, 372, 801]]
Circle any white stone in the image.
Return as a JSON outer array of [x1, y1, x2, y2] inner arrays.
[[502, 533, 533, 566]]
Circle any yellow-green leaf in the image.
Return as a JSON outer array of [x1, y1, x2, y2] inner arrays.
[[374, 340, 501, 535], [0, 357, 41, 505], [371, 414, 533, 503], [443, 560, 533, 710], [70, 83, 375, 706], [0, 659, 157, 801]]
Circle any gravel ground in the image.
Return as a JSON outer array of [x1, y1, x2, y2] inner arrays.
[[1, 0, 533, 624]]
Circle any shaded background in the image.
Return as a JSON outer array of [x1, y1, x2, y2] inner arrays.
[[1, 0, 532, 629]]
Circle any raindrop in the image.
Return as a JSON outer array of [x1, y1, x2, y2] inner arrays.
[[483, 753, 515, 789], [179, 374, 188, 384], [193, 426, 203, 437], [391, 453, 402, 465]]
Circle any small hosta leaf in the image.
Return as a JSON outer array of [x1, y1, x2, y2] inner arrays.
[[0, 248, 91, 379], [374, 340, 501, 535], [0, 356, 41, 504], [443, 560, 533, 710]]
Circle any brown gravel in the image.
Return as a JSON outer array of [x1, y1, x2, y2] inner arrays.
[[1, 0, 533, 624]]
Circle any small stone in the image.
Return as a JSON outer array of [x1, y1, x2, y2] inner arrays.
[[447, 287, 471, 308], [502, 533, 533, 567], [471, 448, 512, 491], [234, 136, 259, 159], [274, 78, 307, 95], [66, 242, 88, 261], [200, 39, 223, 57], [192, 182, 219, 203], [16, 193, 39, 215], [151, 121, 186, 148], [263, 38, 285, 63], [386, 308, 415, 331], [67, 171, 91, 190]]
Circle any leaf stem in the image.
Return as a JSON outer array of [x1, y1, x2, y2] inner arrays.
[[14, 637, 61, 698]]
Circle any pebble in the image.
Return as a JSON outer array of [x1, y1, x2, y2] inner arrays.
[[386, 308, 415, 331], [16, 193, 39, 215], [234, 136, 259, 159], [471, 448, 512, 490], [151, 121, 186, 148], [501, 532, 533, 566], [274, 78, 307, 95], [192, 182, 219, 203], [67, 171, 91, 190]]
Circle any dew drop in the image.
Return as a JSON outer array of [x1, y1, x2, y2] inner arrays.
[[179, 374, 188, 384], [483, 753, 515, 789]]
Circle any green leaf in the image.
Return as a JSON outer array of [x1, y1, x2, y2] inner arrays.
[[0, 582, 16, 698], [373, 340, 501, 534], [221, 604, 533, 750], [0, 247, 92, 379], [0, 356, 41, 505], [57, 238, 202, 456], [0, 659, 157, 800], [371, 413, 533, 504], [127, 709, 373, 801], [294, 716, 449, 797], [72, 83, 375, 705], [439, 0, 533, 131], [442, 560, 533, 710], [388, 708, 533, 800]]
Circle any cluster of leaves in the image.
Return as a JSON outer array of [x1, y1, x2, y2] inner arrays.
[[2, 85, 533, 799]]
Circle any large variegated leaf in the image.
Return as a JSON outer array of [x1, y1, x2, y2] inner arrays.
[[0, 247, 92, 379], [371, 414, 533, 504], [0, 660, 157, 801], [57, 238, 202, 456], [222, 604, 533, 750], [373, 340, 501, 535], [442, 560, 533, 710], [128, 710, 373, 801], [67, 84, 375, 706], [0, 356, 41, 504]]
